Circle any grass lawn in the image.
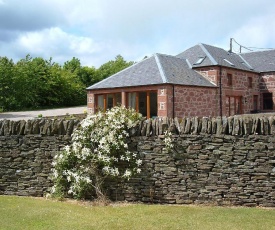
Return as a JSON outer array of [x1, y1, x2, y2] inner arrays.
[[0, 196, 274, 230]]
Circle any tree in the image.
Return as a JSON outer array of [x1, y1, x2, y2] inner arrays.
[[59, 69, 86, 106], [0, 57, 15, 111], [14, 55, 38, 109], [0, 54, 133, 111], [79, 66, 98, 87], [96, 55, 134, 81], [63, 57, 81, 73]]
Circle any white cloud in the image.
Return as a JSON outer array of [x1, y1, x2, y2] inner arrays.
[[232, 14, 275, 51], [1, 0, 275, 67], [10, 27, 101, 66]]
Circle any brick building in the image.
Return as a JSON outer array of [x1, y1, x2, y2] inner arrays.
[[87, 43, 275, 118]]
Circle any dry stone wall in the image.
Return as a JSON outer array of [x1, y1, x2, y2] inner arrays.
[[0, 116, 275, 207], [0, 119, 79, 196]]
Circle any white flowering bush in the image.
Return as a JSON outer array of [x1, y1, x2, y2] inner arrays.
[[164, 130, 174, 150], [51, 106, 142, 200]]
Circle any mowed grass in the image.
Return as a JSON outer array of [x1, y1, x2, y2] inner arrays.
[[0, 196, 275, 230]]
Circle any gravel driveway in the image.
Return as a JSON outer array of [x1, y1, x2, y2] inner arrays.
[[0, 106, 87, 121]]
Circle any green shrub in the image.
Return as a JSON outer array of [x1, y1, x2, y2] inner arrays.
[[51, 106, 142, 200]]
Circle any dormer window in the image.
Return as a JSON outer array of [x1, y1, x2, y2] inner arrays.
[[194, 56, 205, 65], [223, 59, 235, 66]]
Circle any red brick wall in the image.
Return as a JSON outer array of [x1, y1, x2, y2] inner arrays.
[[173, 85, 219, 117], [87, 66, 261, 117], [195, 67, 260, 116], [87, 92, 95, 114], [157, 87, 168, 117], [221, 68, 259, 115], [195, 67, 219, 85]]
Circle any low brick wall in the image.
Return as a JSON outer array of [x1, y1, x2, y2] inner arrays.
[[0, 116, 275, 207]]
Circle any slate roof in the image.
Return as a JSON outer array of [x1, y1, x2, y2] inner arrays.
[[87, 53, 216, 90], [176, 43, 254, 71], [240, 50, 275, 73], [87, 43, 275, 90], [176, 43, 275, 73]]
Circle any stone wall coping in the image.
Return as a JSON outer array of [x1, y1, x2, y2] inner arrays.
[[0, 114, 275, 136]]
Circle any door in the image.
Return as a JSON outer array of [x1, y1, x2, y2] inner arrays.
[[226, 96, 243, 116]]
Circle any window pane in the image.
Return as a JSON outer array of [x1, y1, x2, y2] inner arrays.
[[115, 93, 121, 106], [107, 94, 113, 109], [128, 93, 136, 109], [139, 92, 147, 116], [97, 95, 104, 110], [150, 92, 157, 117]]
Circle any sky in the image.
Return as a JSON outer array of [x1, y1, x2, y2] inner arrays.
[[1, 0, 275, 68]]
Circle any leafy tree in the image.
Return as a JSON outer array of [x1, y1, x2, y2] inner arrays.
[[63, 57, 81, 74], [0, 54, 133, 111], [0, 57, 15, 111], [14, 55, 38, 109], [79, 66, 98, 87], [59, 69, 86, 106], [14, 56, 55, 108], [96, 55, 134, 81]]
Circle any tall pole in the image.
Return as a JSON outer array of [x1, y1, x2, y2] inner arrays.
[[219, 64, 223, 117]]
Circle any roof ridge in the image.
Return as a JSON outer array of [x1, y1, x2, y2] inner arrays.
[[185, 59, 192, 68], [240, 49, 275, 55], [157, 53, 181, 59], [237, 54, 254, 70], [154, 53, 168, 83], [199, 43, 218, 65]]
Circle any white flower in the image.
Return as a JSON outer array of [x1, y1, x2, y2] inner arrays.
[[82, 147, 90, 156], [123, 169, 131, 178], [104, 156, 110, 162], [51, 186, 56, 194], [114, 167, 119, 176], [85, 177, 91, 183], [64, 145, 70, 152], [81, 119, 91, 128], [103, 166, 110, 174], [72, 142, 82, 152], [137, 168, 141, 173], [53, 170, 58, 178], [136, 159, 142, 166]]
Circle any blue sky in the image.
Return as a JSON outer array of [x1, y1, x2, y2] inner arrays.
[[0, 0, 275, 67]]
